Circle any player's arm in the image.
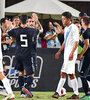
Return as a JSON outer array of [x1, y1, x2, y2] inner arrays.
[[32, 13, 43, 34], [78, 39, 89, 60], [69, 41, 79, 60], [36, 20, 43, 34], [55, 41, 65, 59], [44, 32, 57, 40]]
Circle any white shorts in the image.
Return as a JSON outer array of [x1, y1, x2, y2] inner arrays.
[[61, 55, 77, 74], [0, 58, 3, 72]]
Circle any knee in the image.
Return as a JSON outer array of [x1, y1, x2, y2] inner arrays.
[[61, 72, 66, 78], [19, 71, 25, 75], [27, 74, 35, 77], [69, 74, 75, 80]]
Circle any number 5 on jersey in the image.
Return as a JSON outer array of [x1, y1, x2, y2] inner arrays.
[[20, 35, 28, 47]]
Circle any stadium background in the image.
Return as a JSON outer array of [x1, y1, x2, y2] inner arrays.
[[1, 0, 90, 92]]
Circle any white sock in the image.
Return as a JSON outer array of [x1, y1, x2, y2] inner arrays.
[[56, 78, 66, 95], [2, 77, 13, 94], [70, 78, 79, 95]]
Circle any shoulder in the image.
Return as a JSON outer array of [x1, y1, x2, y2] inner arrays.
[[71, 24, 78, 29]]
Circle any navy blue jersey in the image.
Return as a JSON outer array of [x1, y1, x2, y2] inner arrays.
[[83, 28, 90, 55], [8, 26, 39, 59]]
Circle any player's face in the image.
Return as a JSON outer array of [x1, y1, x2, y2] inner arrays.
[[13, 18, 20, 27], [75, 23, 81, 33], [27, 18, 35, 28], [62, 16, 69, 27], [48, 22, 53, 30], [81, 19, 85, 29]]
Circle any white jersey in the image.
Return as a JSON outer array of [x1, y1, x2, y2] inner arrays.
[[64, 24, 79, 60], [61, 24, 79, 74], [0, 28, 3, 72]]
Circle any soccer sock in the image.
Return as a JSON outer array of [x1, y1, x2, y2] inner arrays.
[[81, 77, 89, 95], [24, 76, 34, 90], [18, 75, 25, 94], [70, 78, 79, 95], [1, 77, 13, 94], [56, 78, 66, 95], [0, 81, 3, 87]]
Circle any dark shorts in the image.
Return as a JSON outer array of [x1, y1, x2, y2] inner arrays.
[[15, 56, 35, 75], [79, 54, 90, 77]]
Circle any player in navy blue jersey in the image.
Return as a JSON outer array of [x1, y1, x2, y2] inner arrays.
[[8, 15, 39, 98], [78, 16, 90, 99]]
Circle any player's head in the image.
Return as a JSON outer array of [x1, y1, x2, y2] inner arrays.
[[81, 16, 90, 29], [73, 18, 81, 34], [12, 16, 20, 27], [48, 21, 53, 30], [79, 12, 87, 21], [27, 16, 35, 28], [62, 12, 72, 27], [20, 15, 28, 24], [0, 18, 11, 30]]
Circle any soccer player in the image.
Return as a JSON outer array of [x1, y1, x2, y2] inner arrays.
[[78, 16, 90, 99], [12, 16, 20, 28], [8, 15, 39, 98], [52, 12, 79, 99], [0, 28, 15, 100]]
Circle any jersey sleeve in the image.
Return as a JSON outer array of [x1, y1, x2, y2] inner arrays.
[[73, 25, 79, 42], [8, 29, 16, 37], [83, 30, 89, 40]]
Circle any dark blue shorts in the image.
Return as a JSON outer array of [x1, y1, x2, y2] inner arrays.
[[15, 56, 35, 75]]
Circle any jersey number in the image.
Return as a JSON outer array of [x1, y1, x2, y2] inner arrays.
[[20, 35, 28, 47]]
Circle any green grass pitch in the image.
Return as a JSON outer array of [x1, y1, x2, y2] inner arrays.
[[0, 91, 85, 100]]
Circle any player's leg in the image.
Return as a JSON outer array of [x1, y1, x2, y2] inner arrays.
[[18, 71, 27, 98], [15, 57, 26, 97], [80, 55, 90, 99], [0, 59, 15, 100], [22, 57, 35, 98], [67, 74, 79, 99], [0, 61, 7, 96], [52, 72, 66, 98], [66, 57, 79, 99]]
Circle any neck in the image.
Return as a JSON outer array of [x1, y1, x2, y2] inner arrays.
[[21, 24, 27, 28], [67, 21, 72, 27], [83, 25, 88, 30]]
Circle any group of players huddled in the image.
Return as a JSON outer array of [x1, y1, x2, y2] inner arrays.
[[0, 12, 90, 100]]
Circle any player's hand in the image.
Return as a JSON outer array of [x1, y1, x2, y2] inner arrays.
[[55, 52, 60, 59], [77, 54, 83, 60], [69, 52, 73, 60], [5, 39, 12, 45], [32, 13, 38, 22]]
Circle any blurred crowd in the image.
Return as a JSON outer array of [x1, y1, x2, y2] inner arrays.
[[0, 12, 89, 52]]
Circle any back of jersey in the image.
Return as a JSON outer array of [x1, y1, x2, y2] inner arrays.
[[8, 26, 39, 59]]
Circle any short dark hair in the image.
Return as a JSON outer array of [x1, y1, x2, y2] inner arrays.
[[20, 15, 28, 24], [0, 18, 6, 25], [62, 12, 72, 20], [82, 16, 90, 25], [73, 18, 80, 24], [79, 12, 87, 18], [12, 16, 19, 21]]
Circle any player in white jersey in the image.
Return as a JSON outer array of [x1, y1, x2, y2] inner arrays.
[[0, 28, 15, 100], [52, 12, 79, 99]]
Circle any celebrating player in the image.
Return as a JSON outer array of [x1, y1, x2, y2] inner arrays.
[[8, 15, 39, 98]]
